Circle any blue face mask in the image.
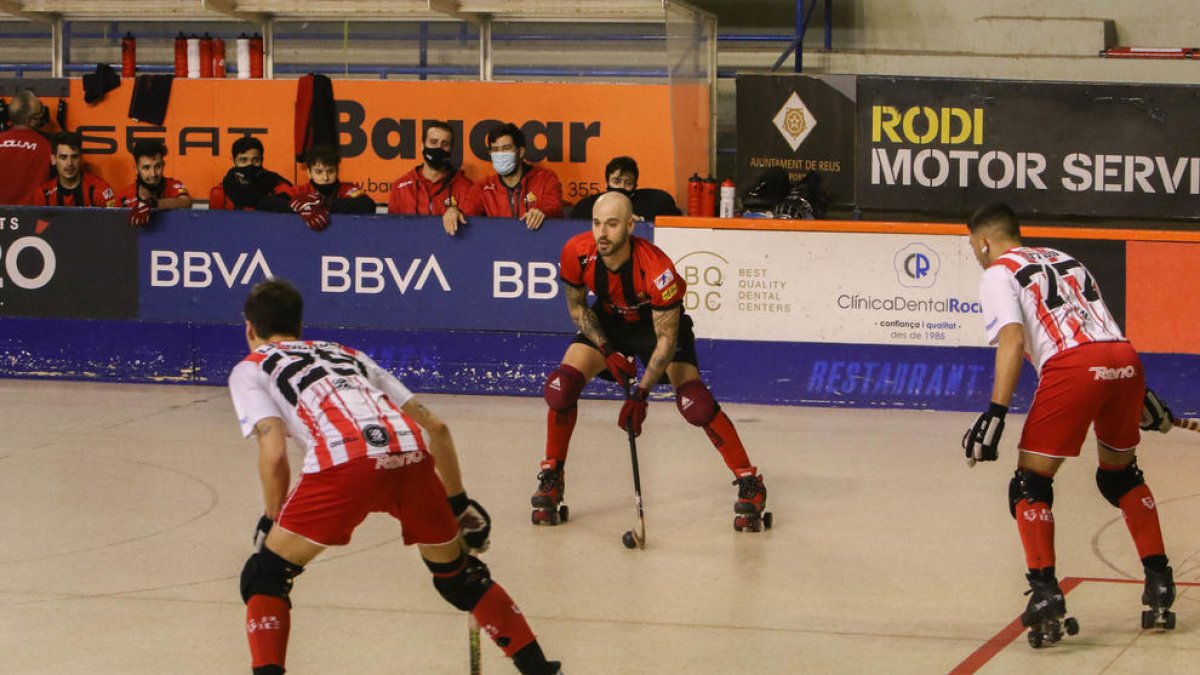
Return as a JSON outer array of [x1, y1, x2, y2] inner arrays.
[[491, 151, 518, 176]]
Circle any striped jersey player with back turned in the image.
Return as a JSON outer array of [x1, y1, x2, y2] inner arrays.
[[229, 278, 561, 675], [962, 202, 1176, 647]]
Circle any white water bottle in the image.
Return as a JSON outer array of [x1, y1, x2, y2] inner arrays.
[[236, 35, 251, 80], [719, 179, 736, 218], [187, 37, 200, 78]]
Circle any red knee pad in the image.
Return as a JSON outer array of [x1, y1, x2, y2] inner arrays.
[[676, 380, 718, 427], [543, 364, 585, 411]]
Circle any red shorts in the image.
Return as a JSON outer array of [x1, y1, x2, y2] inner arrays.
[[1019, 341, 1144, 457], [276, 450, 459, 548]]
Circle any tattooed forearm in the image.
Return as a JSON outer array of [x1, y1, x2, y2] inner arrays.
[[643, 307, 680, 386], [566, 284, 607, 346]]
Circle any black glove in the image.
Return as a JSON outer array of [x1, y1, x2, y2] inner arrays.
[[962, 402, 1007, 466], [253, 515, 273, 551], [1141, 387, 1173, 434], [448, 492, 491, 553]]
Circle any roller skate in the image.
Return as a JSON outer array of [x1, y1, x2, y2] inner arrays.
[[530, 460, 569, 526], [1141, 565, 1176, 630], [1020, 573, 1079, 648], [732, 469, 772, 532]]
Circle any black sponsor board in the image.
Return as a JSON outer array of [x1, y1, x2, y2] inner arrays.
[[857, 77, 1200, 220], [0, 207, 137, 319], [736, 74, 856, 207]]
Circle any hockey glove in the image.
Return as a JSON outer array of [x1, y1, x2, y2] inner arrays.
[[290, 194, 331, 231], [127, 199, 153, 228], [252, 515, 273, 551], [448, 492, 491, 553], [618, 386, 650, 437], [1141, 387, 1174, 433], [962, 402, 1007, 466], [600, 343, 636, 387]]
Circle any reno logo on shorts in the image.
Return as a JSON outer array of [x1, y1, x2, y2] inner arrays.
[[362, 424, 390, 447], [375, 450, 425, 470], [1089, 365, 1136, 381]]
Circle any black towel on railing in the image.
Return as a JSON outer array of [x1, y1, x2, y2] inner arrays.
[[294, 73, 337, 161], [128, 74, 174, 126], [83, 63, 121, 104]]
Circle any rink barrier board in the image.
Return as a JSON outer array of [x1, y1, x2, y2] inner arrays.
[[0, 209, 1196, 414]]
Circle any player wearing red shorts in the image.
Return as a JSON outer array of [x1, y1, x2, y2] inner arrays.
[[530, 192, 768, 532], [229, 279, 561, 675], [963, 203, 1175, 646]]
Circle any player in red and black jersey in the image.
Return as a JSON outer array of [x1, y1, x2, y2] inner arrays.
[[116, 139, 192, 227], [27, 131, 116, 207], [260, 145, 375, 231], [209, 136, 292, 211], [532, 191, 769, 531]]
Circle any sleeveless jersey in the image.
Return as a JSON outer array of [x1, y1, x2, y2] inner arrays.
[[979, 246, 1125, 372], [228, 340, 425, 474]]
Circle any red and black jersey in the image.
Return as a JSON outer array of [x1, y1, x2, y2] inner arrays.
[[460, 164, 563, 219], [116, 177, 189, 206], [387, 165, 474, 216], [0, 129, 51, 205], [28, 172, 117, 207], [559, 231, 685, 325], [286, 181, 376, 214]]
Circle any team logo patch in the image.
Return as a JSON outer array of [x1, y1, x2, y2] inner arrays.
[[653, 269, 675, 290], [661, 283, 679, 302], [363, 424, 391, 447]]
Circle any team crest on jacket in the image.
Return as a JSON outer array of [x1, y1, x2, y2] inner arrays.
[[363, 424, 390, 447], [525, 192, 537, 206]]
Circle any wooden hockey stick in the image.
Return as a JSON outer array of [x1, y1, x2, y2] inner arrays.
[[469, 613, 481, 674]]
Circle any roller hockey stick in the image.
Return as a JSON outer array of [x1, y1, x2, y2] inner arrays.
[[1172, 417, 1200, 432], [622, 383, 647, 550], [469, 613, 481, 674]]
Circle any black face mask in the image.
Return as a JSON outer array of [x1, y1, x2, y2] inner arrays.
[[606, 186, 635, 199], [233, 164, 264, 183], [313, 181, 338, 196], [422, 147, 452, 171]]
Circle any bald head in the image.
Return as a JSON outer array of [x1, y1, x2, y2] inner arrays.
[[594, 190, 633, 223], [9, 90, 45, 128]]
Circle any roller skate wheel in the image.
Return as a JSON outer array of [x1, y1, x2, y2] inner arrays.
[[1164, 611, 1176, 630], [1027, 630, 1043, 648], [531, 509, 560, 526], [1064, 617, 1079, 636], [762, 512, 773, 529], [559, 504, 569, 522], [622, 530, 636, 549], [1142, 610, 1155, 630]]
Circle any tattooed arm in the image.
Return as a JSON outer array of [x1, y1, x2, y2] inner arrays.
[[253, 417, 289, 519], [566, 283, 608, 348], [640, 305, 680, 391], [401, 396, 464, 496]]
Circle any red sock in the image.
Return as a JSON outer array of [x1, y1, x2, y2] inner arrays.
[[472, 583, 537, 658], [1014, 500, 1056, 570], [705, 410, 752, 474], [1118, 484, 1166, 559], [545, 405, 576, 464], [246, 595, 290, 671]]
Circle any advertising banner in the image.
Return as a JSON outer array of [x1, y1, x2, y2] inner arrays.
[[139, 211, 652, 332], [655, 227, 988, 347], [857, 77, 1200, 220], [57, 79, 702, 207], [0, 206, 137, 319], [735, 74, 856, 206]]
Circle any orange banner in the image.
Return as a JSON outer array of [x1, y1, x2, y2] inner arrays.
[[1126, 241, 1200, 355], [61, 78, 707, 207]]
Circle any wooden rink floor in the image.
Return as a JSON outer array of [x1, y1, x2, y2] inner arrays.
[[1, 379, 1198, 674]]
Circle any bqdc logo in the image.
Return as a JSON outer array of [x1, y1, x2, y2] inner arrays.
[[894, 243, 939, 289]]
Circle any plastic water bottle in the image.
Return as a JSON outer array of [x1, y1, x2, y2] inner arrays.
[[719, 179, 735, 218]]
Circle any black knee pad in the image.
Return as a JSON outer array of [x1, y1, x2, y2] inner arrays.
[[427, 554, 494, 612], [1096, 459, 1145, 508], [240, 547, 304, 605], [1008, 469, 1054, 519]]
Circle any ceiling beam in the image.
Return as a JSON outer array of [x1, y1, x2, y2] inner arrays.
[[0, 0, 53, 22], [201, 0, 266, 23]]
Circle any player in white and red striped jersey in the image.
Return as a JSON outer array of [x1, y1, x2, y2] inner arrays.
[[963, 202, 1174, 644], [230, 279, 561, 675]]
